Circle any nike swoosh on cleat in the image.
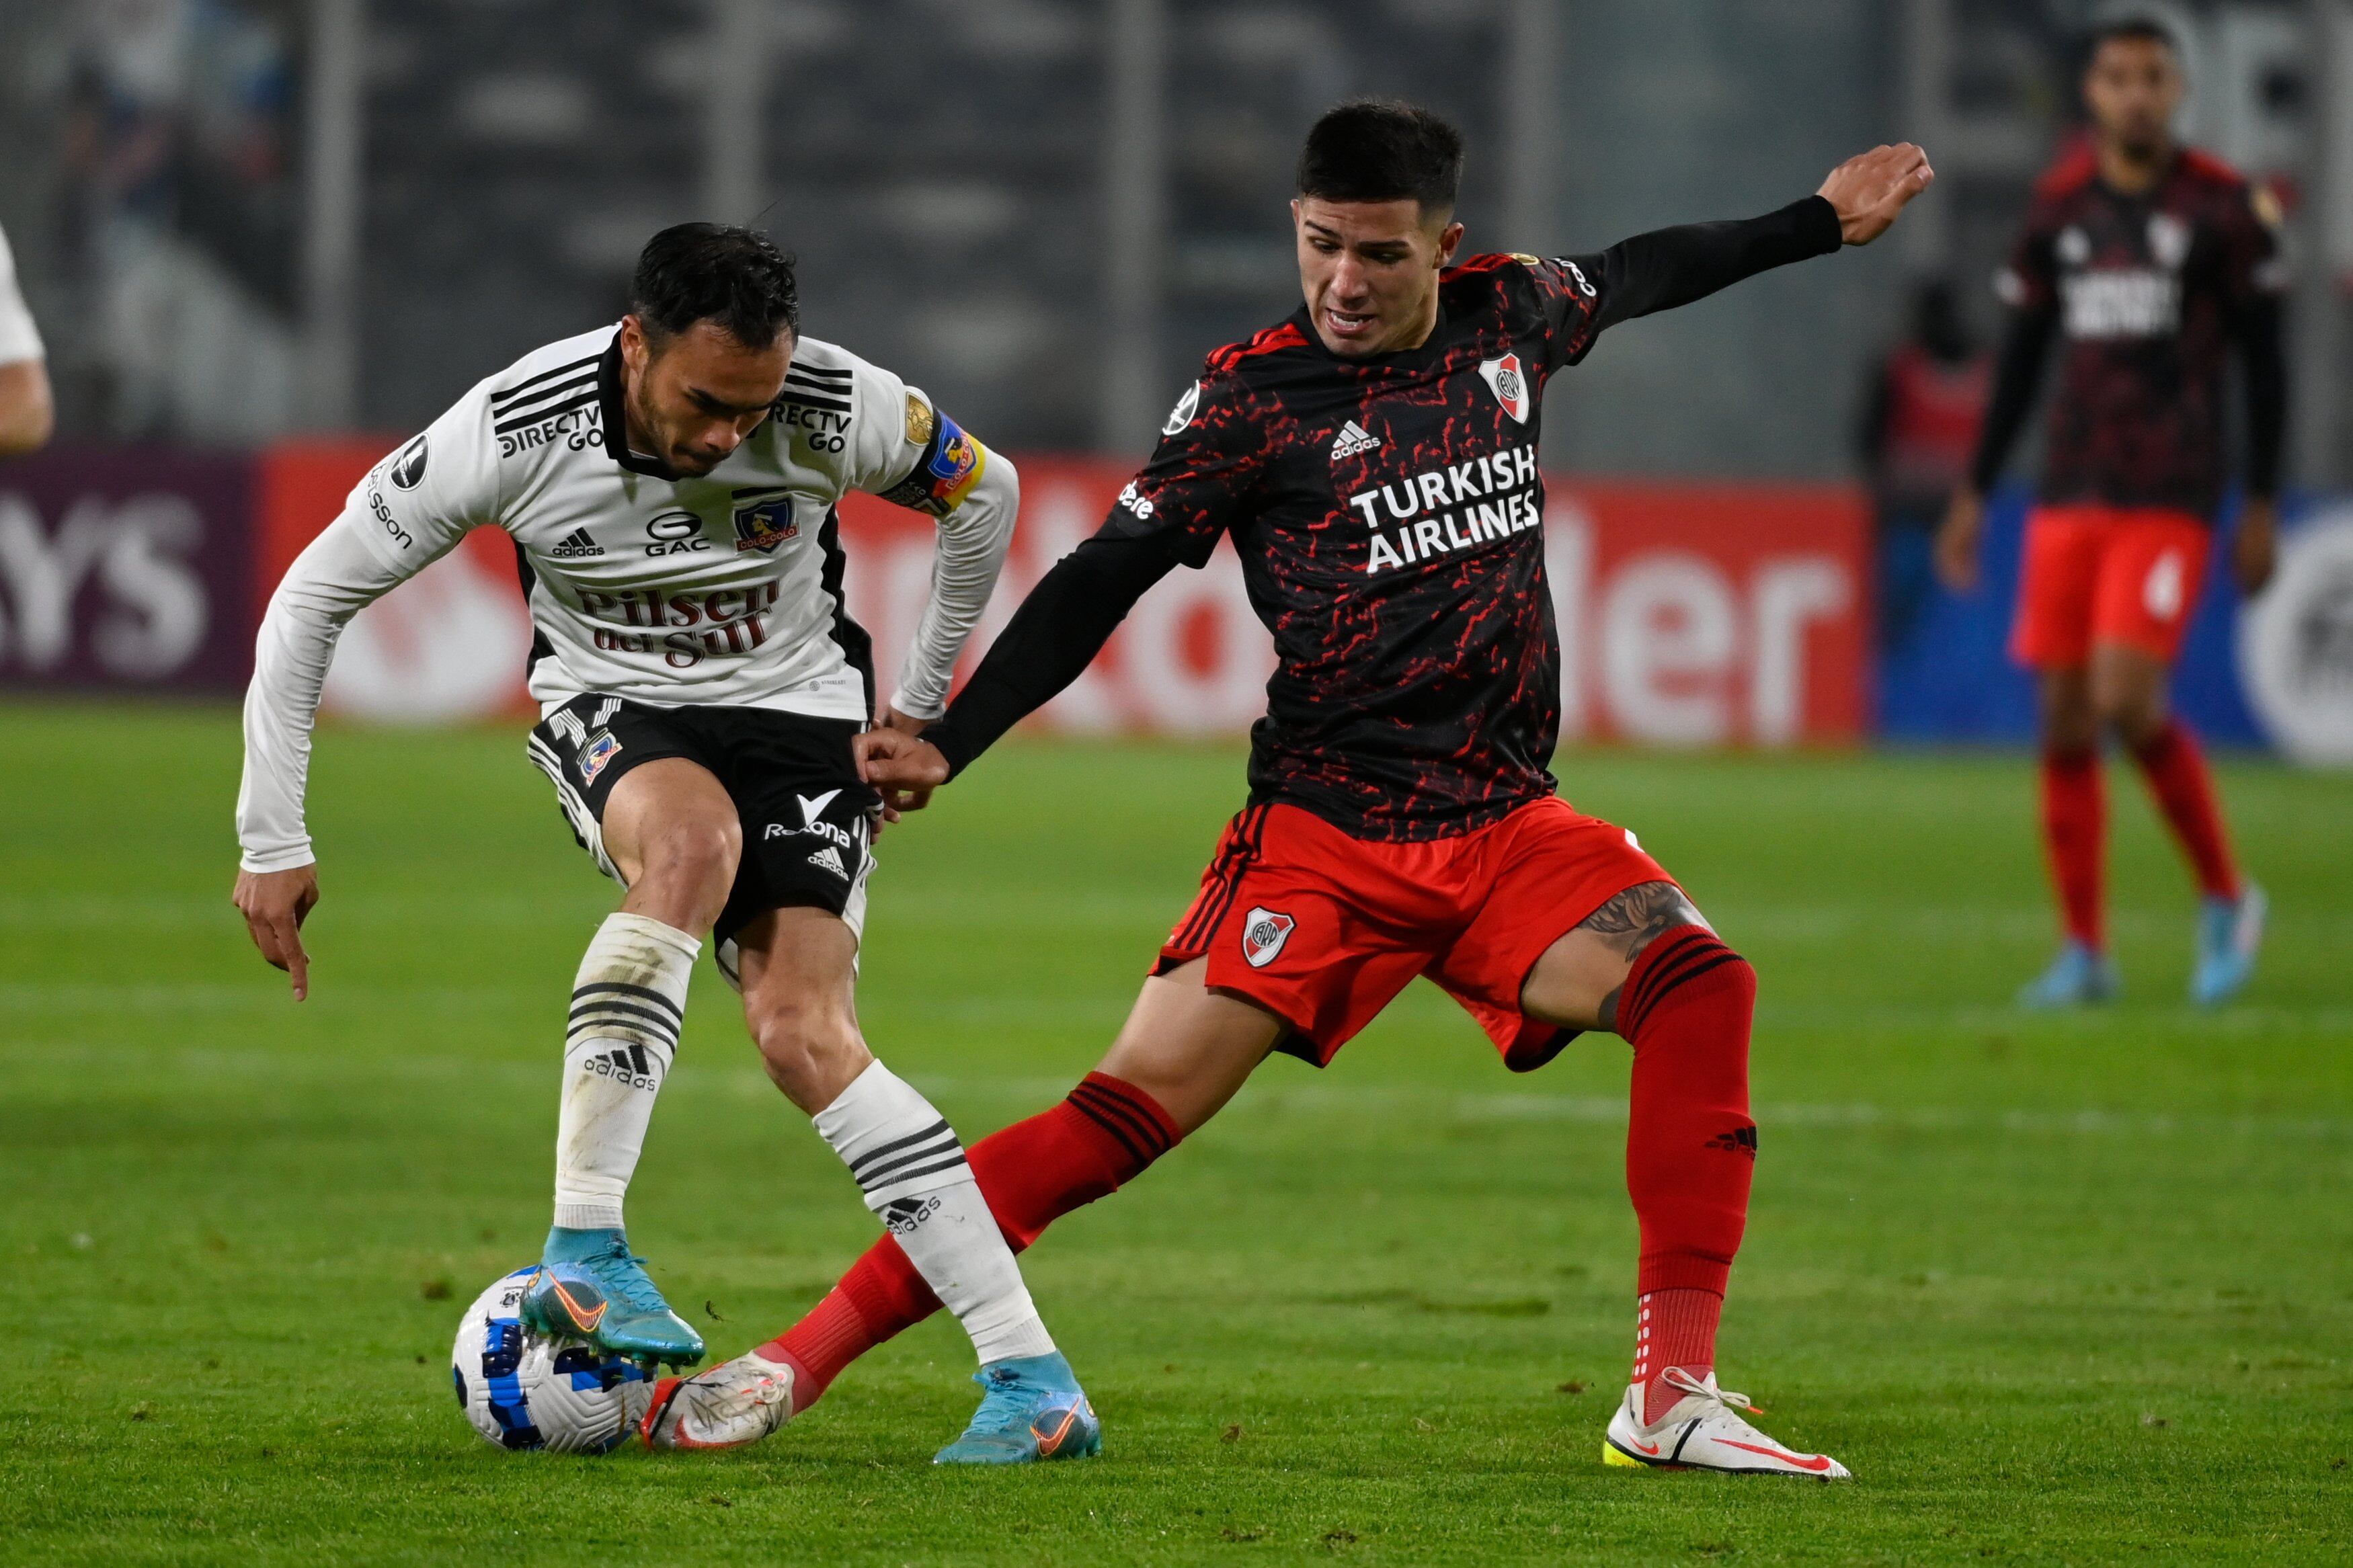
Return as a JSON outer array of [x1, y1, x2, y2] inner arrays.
[[1717, 1438, 1833, 1471], [1034, 1409, 1078, 1452], [551, 1280, 606, 1332], [1631, 1438, 1661, 1455]]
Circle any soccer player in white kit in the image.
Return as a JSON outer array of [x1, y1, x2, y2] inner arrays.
[[233, 225, 1098, 1464], [0, 219, 54, 454]]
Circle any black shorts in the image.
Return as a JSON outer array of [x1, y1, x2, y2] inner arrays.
[[526, 694, 879, 983]]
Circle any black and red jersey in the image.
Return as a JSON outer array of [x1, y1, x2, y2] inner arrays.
[[1977, 145, 2287, 517], [1098, 254, 1612, 839], [928, 197, 1842, 841]]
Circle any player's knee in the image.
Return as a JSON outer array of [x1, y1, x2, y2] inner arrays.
[[637, 819, 741, 907], [748, 993, 865, 1103], [2097, 690, 2166, 748]]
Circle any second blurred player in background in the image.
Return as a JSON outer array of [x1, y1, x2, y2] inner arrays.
[[1938, 16, 2285, 1008]]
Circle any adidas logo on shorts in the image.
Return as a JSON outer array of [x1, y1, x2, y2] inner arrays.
[[1330, 419, 1381, 460], [549, 528, 604, 559], [807, 845, 847, 878]]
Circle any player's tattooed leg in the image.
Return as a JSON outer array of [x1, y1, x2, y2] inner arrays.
[[1580, 881, 1711, 1034]]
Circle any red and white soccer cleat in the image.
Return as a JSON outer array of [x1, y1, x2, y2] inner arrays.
[[639, 1350, 797, 1450], [1602, 1367, 1850, 1480]]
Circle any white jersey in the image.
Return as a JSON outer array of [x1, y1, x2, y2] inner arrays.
[[0, 222, 42, 366], [237, 324, 1017, 872]]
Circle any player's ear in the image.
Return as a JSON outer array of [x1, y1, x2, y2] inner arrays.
[[1435, 218, 1465, 267]]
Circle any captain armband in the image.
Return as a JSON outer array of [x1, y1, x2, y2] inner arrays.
[[880, 394, 989, 516]]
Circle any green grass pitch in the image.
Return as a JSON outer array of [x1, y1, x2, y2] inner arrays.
[[1, 702, 2348, 1565]]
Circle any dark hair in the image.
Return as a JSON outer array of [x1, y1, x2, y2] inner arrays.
[[629, 222, 799, 348], [1295, 99, 1464, 214], [2088, 15, 2178, 58]]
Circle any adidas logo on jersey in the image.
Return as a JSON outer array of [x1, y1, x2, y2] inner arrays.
[[549, 528, 604, 559], [584, 1042, 660, 1091], [1330, 420, 1382, 460], [807, 845, 848, 878]]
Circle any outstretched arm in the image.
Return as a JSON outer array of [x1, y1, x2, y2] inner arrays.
[[1555, 144, 1933, 355], [233, 515, 432, 997], [855, 528, 1181, 799]]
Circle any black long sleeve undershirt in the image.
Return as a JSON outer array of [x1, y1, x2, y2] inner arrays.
[[923, 197, 1845, 778], [1966, 304, 2057, 496], [924, 530, 1181, 775], [1584, 195, 1844, 337]]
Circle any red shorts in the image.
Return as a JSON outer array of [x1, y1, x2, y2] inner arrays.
[[1156, 796, 1671, 1071], [2011, 504, 2210, 669]]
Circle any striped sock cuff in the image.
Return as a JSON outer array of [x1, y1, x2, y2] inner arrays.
[[844, 1117, 971, 1199], [1065, 1073, 1180, 1180], [1617, 927, 1751, 1043], [566, 981, 684, 1054]]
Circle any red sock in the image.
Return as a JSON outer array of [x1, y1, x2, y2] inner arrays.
[[1614, 925, 1756, 1425], [759, 1073, 1179, 1411], [2130, 718, 2240, 901], [1632, 1289, 1724, 1423], [2040, 747, 2107, 950]]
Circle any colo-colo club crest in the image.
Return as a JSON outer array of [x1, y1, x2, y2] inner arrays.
[[1480, 354, 1530, 423], [733, 491, 798, 554]]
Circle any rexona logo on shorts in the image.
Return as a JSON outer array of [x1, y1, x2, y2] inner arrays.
[[1241, 907, 1295, 968]]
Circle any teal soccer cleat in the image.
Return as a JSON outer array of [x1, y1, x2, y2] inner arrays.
[[2017, 940, 2119, 1010], [522, 1227, 704, 1370], [932, 1352, 1102, 1465], [2190, 884, 2266, 1007]]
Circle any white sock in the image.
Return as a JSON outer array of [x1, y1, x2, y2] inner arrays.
[[814, 1061, 1056, 1365], [552, 913, 699, 1231]]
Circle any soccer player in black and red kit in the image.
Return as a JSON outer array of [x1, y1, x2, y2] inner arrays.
[[639, 103, 1931, 1477], [1938, 18, 2284, 1008]]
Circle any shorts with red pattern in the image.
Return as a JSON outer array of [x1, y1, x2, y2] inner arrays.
[[1155, 795, 1671, 1071], [2010, 503, 2211, 669]]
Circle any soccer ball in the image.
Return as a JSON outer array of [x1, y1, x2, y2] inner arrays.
[[450, 1267, 653, 1453]]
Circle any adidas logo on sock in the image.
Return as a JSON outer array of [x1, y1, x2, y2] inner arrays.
[[1330, 420, 1381, 460], [806, 845, 847, 878], [584, 1042, 660, 1091], [550, 528, 604, 559], [879, 1194, 941, 1235]]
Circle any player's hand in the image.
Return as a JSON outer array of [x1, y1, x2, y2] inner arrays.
[[2233, 497, 2278, 597], [1819, 143, 1934, 246], [854, 727, 951, 817], [234, 864, 319, 1001], [1934, 488, 1985, 593]]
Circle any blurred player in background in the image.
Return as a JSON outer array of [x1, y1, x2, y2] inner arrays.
[[0, 219, 55, 454], [232, 225, 1094, 1464], [1937, 17, 2285, 1008], [645, 101, 1931, 1480], [1858, 278, 1985, 663]]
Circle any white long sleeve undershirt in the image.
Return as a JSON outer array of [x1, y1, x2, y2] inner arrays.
[[888, 450, 1019, 720], [235, 518, 421, 872]]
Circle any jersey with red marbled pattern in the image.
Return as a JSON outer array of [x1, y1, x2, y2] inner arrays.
[[1101, 253, 1611, 841], [2000, 146, 2284, 516]]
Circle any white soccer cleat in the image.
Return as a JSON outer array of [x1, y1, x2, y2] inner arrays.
[[1601, 1367, 1849, 1480], [638, 1350, 798, 1450]]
